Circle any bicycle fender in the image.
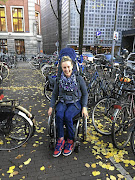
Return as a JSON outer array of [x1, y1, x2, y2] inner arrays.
[[17, 110, 34, 127], [17, 105, 33, 118]]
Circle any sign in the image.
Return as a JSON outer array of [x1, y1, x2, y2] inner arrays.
[[113, 31, 118, 40], [55, 41, 59, 47], [96, 31, 101, 37]]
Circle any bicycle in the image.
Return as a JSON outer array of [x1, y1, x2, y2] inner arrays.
[[84, 63, 113, 107], [111, 79, 135, 155], [0, 93, 35, 151], [92, 71, 131, 135]]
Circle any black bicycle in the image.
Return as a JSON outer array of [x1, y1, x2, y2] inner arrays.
[[0, 95, 35, 150], [111, 83, 135, 155]]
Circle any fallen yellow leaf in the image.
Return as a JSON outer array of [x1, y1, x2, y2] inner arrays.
[[9, 171, 19, 177], [92, 171, 100, 176], [117, 174, 124, 178], [40, 166, 45, 171], [109, 166, 115, 171], [15, 154, 23, 159], [110, 175, 116, 180], [7, 166, 15, 173], [85, 163, 90, 168], [74, 157, 77, 160], [91, 163, 96, 168], [23, 158, 31, 165]]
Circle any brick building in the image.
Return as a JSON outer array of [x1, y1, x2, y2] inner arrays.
[[0, 0, 42, 59]]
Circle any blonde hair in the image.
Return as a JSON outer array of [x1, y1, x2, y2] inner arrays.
[[60, 56, 73, 67]]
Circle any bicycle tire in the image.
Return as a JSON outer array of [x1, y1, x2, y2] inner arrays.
[[0, 63, 9, 80], [92, 97, 118, 135], [44, 80, 53, 101], [0, 106, 33, 150], [111, 104, 131, 149], [131, 129, 135, 155]]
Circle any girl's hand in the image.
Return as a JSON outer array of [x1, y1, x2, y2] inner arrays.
[[48, 107, 53, 116], [82, 107, 88, 118]]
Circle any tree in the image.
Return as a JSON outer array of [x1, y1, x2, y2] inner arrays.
[[78, 0, 85, 55], [49, 0, 62, 51], [74, 0, 85, 55]]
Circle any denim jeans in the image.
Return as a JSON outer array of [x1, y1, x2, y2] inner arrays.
[[55, 101, 82, 140]]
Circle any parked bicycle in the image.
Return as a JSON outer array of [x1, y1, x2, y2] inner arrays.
[[111, 76, 135, 155], [0, 90, 35, 151], [92, 69, 132, 135]]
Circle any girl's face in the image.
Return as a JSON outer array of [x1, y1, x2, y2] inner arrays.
[[61, 61, 73, 78]]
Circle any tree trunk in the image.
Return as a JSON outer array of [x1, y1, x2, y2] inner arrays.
[[57, 0, 62, 51], [79, 0, 85, 55]]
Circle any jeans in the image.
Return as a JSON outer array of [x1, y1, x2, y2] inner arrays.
[[55, 101, 82, 140]]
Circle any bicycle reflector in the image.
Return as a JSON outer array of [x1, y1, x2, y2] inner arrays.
[[111, 116, 114, 120], [0, 94, 4, 100], [120, 77, 131, 83], [0, 88, 4, 100]]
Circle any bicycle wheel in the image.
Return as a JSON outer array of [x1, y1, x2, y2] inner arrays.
[[0, 63, 9, 80], [44, 80, 53, 101], [131, 129, 135, 155], [92, 97, 118, 135], [0, 107, 33, 150], [111, 104, 131, 149]]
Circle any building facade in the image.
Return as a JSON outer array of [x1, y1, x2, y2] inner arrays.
[[41, 0, 134, 55], [121, 0, 135, 53], [41, 0, 58, 55], [0, 0, 42, 59]]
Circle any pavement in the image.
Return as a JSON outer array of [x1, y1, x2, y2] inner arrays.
[[0, 61, 135, 180]]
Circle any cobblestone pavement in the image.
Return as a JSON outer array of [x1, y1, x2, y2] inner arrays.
[[0, 61, 135, 180]]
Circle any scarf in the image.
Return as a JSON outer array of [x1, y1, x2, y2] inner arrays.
[[59, 72, 77, 92]]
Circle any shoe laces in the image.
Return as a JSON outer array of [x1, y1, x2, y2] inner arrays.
[[55, 140, 63, 150], [65, 140, 73, 150]]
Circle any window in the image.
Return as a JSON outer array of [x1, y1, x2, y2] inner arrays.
[[15, 39, 25, 55], [0, 39, 7, 53], [0, 7, 6, 31], [35, 12, 40, 35], [12, 8, 24, 32]]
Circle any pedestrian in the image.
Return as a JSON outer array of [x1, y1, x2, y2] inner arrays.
[[48, 55, 88, 157]]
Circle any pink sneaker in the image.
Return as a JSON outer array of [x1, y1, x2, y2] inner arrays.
[[53, 138, 65, 157], [63, 139, 74, 156]]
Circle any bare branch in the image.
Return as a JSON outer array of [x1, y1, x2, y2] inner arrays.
[[49, 0, 58, 20], [73, 0, 80, 14]]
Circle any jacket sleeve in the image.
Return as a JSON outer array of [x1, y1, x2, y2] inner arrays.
[[49, 80, 59, 108], [79, 75, 88, 107]]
